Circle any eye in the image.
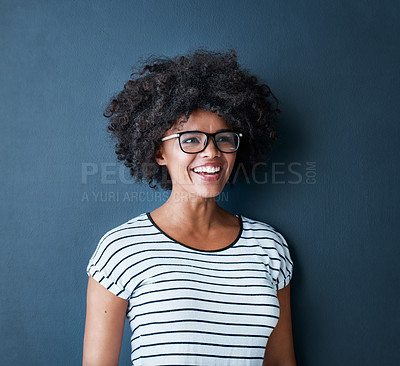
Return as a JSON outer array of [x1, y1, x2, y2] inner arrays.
[[216, 135, 233, 143], [182, 137, 201, 144], [216, 134, 235, 145], [180, 132, 205, 145]]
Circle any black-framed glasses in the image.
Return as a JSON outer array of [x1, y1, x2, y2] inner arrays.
[[161, 130, 243, 154]]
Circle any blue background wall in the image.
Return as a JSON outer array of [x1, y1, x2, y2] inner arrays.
[[1, 1, 399, 365]]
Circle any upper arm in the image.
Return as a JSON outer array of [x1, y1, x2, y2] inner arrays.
[[83, 275, 128, 366], [263, 283, 297, 366]]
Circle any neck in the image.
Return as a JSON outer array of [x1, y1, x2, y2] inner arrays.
[[155, 191, 225, 231]]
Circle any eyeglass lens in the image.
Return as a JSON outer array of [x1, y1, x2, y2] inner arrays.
[[179, 132, 239, 153]]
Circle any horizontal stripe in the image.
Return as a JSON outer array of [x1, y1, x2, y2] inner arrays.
[[131, 317, 276, 334], [132, 353, 264, 362], [129, 306, 279, 323], [130, 295, 279, 310], [131, 285, 277, 300], [131, 329, 269, 343], [133, 275, 275, 289], [132, 340, 266, 354]]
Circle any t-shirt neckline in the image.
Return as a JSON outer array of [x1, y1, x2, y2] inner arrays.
[[146, 212, 243, 253]]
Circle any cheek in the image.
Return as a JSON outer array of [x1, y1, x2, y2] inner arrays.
[[169, 157, 194, 178]]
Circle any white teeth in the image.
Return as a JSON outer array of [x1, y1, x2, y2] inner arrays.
[[193, 166, 221, 174]]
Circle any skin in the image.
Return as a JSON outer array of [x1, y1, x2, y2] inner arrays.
[[263, 283, 297, 366], [83, 276, 127, 366], [82, 109, 296, 365]]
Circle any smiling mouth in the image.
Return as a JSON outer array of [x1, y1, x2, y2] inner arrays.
[[192, 166, 221, 175], [191, 166, 223, 182]]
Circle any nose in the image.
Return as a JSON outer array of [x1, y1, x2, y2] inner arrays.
[[200, 137, 221, 157]]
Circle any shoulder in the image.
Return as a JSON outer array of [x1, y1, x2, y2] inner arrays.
[[239, 215, 294, 290], [240, 215, 286, 244], [97, 212, 151, 245], [88, 212, 154, 265], [86, 212, 156, 298]]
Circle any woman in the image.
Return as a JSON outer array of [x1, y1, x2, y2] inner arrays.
[[83, 50, 296, 365]]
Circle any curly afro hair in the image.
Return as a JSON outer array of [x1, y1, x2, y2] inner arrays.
[[104, 49, 280, 190]]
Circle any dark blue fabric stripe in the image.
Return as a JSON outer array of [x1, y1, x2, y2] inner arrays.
[[132, 273, 274, 290], [130, 295, 279, 310], [129, 306, 279, 323], [130, 316, 276, 333], [132, 352, 264, 362], [130, 329, 269, 343], [131, 285, 277, 300], [132, 340, 266, 354]]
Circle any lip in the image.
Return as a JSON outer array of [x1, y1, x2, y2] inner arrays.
[[191, 163, 223, 170]]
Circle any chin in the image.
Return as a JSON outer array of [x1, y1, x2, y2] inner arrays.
[[173, 179, 227, 200], [194, 187, 224, 199]]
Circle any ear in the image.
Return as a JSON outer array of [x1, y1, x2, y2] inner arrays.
[[155, 146, 167, 166]]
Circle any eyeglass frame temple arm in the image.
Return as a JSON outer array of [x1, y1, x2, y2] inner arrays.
[[161, 132, 243, 142], [161, 134, 180, 142]]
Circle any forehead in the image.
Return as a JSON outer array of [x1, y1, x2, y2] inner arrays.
[[171, 109, 231, 133]]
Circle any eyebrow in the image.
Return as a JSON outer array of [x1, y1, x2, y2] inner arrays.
[[174, 128, 233, 133]]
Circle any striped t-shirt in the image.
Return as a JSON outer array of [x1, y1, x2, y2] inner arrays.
[[87, 212, 293, 365]]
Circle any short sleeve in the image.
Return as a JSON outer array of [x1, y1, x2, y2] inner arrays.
[[273, 231, 294, 290], [86, 227, 132, 300]]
